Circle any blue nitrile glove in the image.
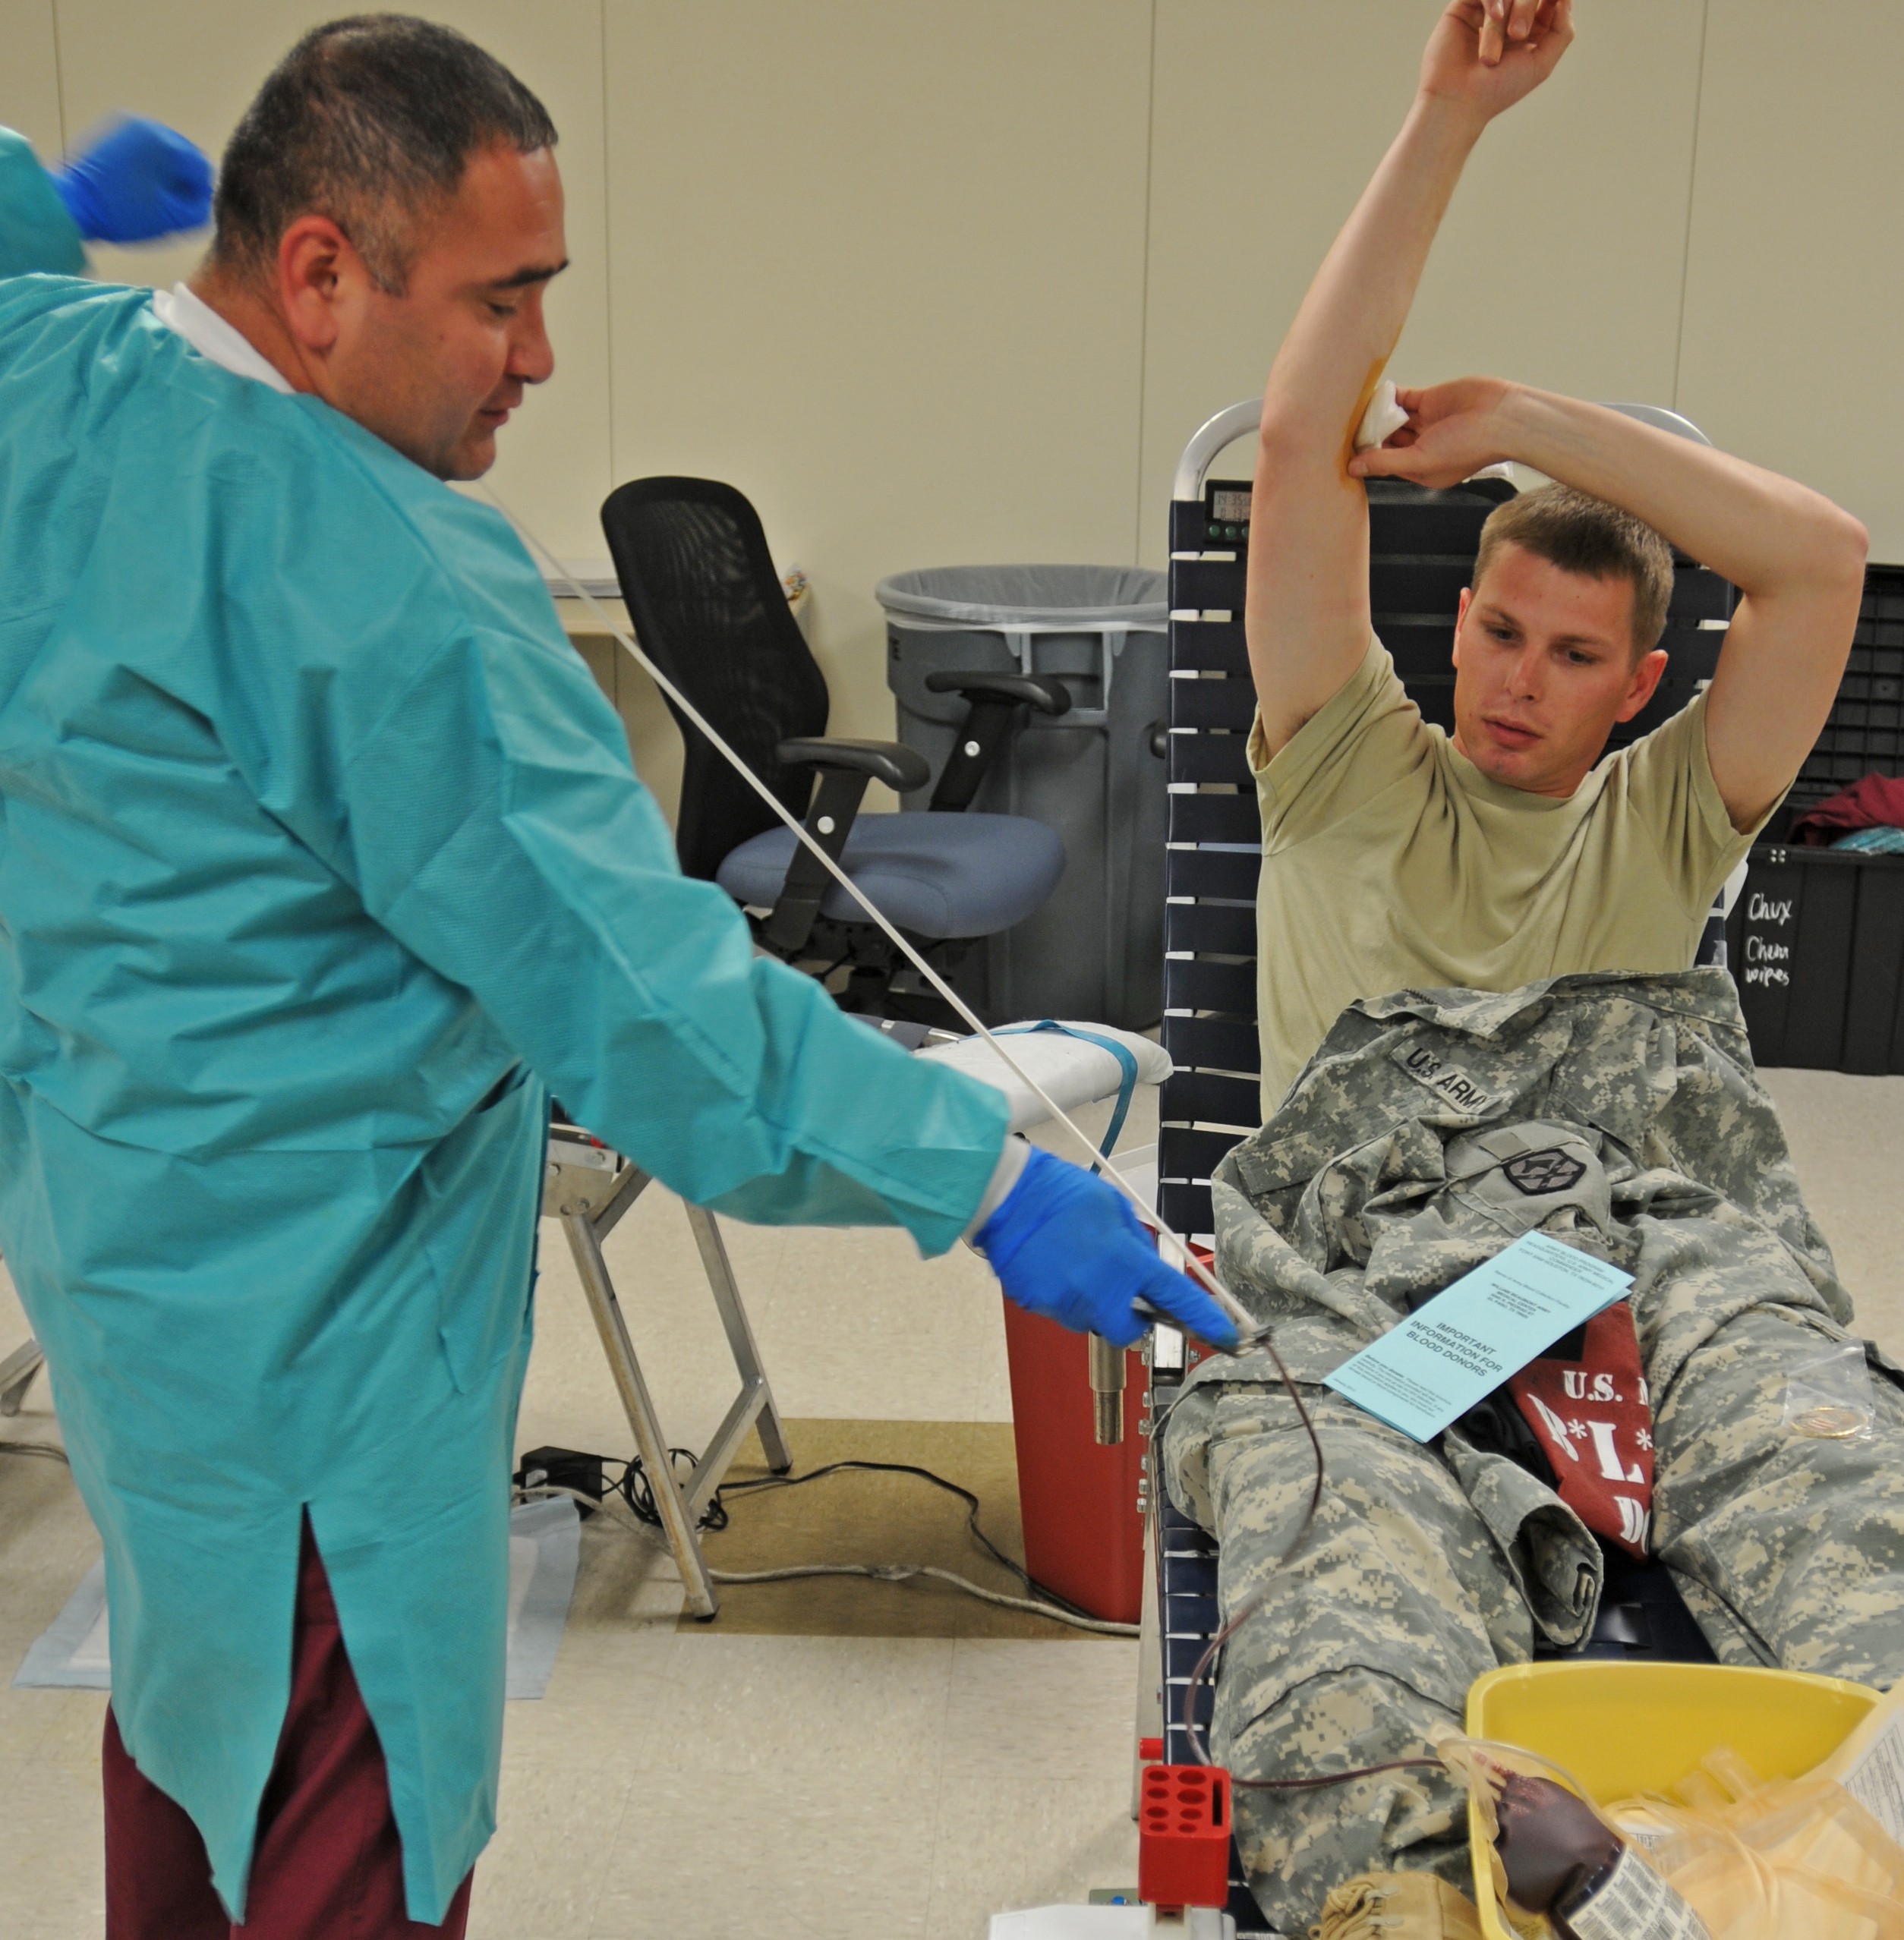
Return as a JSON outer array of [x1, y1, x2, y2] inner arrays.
[[974, 1147, 1239, 1350], [50, 117, 213, 244]]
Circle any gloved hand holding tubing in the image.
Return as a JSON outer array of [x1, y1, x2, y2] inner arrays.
[[49, 116, 213, 244], [973, 1147, 1239, 1350]]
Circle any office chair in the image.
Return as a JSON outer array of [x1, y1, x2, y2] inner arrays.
[[601, 476, 1067, 1019]]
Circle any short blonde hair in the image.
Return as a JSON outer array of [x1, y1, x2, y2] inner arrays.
[[1474, 484, 1675, 656]]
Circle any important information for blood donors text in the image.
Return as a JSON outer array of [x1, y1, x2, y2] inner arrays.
[[1325, 1230, 1632, 1442]]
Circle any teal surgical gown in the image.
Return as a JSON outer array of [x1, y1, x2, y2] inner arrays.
[[0, 128, 87, 278], [0, 269, 1009, 1921]]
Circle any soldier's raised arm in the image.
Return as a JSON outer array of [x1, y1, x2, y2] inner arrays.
[[1247, 0, 1573, 756]]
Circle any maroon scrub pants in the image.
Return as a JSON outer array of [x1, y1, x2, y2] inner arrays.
[[102, 1519, 474, 1938]]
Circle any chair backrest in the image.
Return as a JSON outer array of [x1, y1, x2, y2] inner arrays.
[[1159, 463, 1736, 1241], [600, 477, 829, 880]]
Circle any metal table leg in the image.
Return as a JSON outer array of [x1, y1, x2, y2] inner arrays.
[[544, 1129, 793, 1621], [683, 1204, 792, 1509], [0, 1337, 44, 1418], [563, 1203, 724, 1617]]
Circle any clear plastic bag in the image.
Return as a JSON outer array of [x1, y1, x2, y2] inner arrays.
[[1605, 1743, 1904, 1939], [1443, 1727, 1904, 1938], [1783, 1340, 1877, 1442]]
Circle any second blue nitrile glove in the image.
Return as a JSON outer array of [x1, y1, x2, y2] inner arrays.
[[974, 1146, 1238, 1350], [50, 116, 213, 244]]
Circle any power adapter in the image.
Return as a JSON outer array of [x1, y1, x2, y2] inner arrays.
[[515, 1445, 607, 1518]]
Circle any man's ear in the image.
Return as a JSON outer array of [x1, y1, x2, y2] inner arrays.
[[1452, 586, 1473, 667], [1616, 646, 1669, 723], [276, 215, 362, 353]]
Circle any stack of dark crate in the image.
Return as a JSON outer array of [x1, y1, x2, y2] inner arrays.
[[1727, 565, 1904, 1071]]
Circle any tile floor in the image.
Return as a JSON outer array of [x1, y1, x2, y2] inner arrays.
[[2, 1076, 1903, 1935]]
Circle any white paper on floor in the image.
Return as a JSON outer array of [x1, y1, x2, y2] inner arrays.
[[14, 1495, 582, 1701]]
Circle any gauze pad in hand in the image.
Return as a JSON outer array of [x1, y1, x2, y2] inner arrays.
[[1355, 379, 1409, 452]]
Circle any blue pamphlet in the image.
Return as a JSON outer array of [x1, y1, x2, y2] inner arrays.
[[1324, 1230, 1633, 1443]]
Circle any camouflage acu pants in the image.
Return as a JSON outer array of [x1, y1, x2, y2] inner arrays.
[[1162, 1306, 1904, 1935]]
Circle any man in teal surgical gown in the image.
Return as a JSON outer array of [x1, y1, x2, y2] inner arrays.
[[0, 17, 1230, 1935]]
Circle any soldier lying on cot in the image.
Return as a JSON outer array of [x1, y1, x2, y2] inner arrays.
[[1165, 2, 1884, 1932]]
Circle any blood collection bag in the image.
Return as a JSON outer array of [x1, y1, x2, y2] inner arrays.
[[1442, 1718, 1904, 1939], [1606, 1744, 1904, 1940], [1440, 1739, 1711, 1939]]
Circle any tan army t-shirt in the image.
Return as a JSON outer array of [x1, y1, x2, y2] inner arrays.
[[1250, 638, 1759, 1108]]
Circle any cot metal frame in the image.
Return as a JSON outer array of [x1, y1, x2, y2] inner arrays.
[[542, 1122, 791, 1620]]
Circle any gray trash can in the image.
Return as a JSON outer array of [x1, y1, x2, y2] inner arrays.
[[878, 564, 1169, 1028]]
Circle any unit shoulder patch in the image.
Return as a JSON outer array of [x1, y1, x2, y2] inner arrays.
[[1502, 1148, 1589, 1197]]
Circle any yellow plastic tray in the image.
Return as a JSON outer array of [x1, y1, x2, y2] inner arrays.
[[1464, 1660, 1880, 1940]]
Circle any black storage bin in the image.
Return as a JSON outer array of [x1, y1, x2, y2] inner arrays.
[[1726, 845, 1904, 1072], [1727, 564, 1904, 1072]]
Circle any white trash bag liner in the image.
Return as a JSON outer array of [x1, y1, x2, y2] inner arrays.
[[875, 564, 1166, 629]]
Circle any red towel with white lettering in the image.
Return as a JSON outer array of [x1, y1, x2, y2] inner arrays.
[[1507, 1302, 1653, 1557]]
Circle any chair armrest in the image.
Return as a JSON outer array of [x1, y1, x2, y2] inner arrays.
[[922, 671, 1073, 717], [761, 741, 928, 955], [921, 673, 1072, 812], [777, 735, 930, 795]]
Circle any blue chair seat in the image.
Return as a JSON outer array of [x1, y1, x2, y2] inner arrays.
[[717, 811, 1064, 940]]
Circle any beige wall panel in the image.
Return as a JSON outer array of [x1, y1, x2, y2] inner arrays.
[[1138, 0, 1705, 559], [602, 0, 1154, 747], [0, 0, 64, 153], [567, 619, 685, 825], [51, 0, 613, 561], [1677, 2, 1904, 561]]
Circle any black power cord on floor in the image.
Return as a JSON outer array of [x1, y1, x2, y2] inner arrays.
[[613, 1447, 730, 1534], [512, 1444, 1128, 1634], [720, 1457, 1101, 1622]]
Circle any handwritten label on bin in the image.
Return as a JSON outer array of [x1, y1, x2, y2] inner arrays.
[[1739, 886, 1795, 990]]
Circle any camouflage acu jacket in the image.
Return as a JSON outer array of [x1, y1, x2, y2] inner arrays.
[[1175, 968, 1856, 1643]]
